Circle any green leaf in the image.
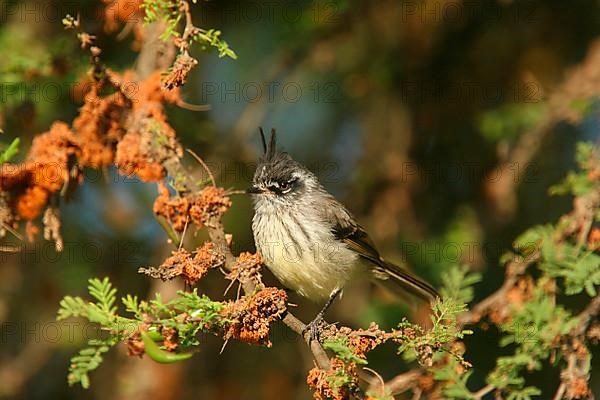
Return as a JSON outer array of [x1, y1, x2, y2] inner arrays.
[[440, 265, 481, 304], [513, 225, 552, 253], [549, 172, 593, 196], [0, 138, 20, 164], [140, 331, 193, 364], [506, 386, 542, 400], [66, 338, 118, 388], [323, 337, 368, 365]]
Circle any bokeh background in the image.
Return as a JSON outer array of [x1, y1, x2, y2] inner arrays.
[[1, 0, 599, 398]]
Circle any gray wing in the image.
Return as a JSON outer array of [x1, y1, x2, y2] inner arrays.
[[325, 200, 439, 302]]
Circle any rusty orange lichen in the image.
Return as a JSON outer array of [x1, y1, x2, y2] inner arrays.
[[115, 71, 182, 181], [490, 276, 535, 325], [189, 186, 232, 227], [306, 358, 355, 400], [73, 81, 128, 170], [127, 331, 145, 358], [162, 53, 199, 90], [222, 288, 287, 347], [138, 248, 194, 281], [138, 243, 224, 286], [161, 327, 179, 352], [116, 131, 166, 182], [2, 122, 79, 221], [324, 324, 388, 362], [16, 186, 49, 221], [152, 183, 190, 232], [566, 377, 591, 399], [26, 121, 78, 193], [588, 227, 600, 250], [226, 252, 263, 287], [103, 0, 143, 32], [189, 242, 225, 284], [1, 68, 185, 235], [418, 374, 436, 392], [102, 0, 145, 49]]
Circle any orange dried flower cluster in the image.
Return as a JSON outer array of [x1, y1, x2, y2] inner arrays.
[[74, 77, 130, 169], [1, 122, 79, 220], [189, 186, 232, 227], [566, 377, 591, 399], [161, 326, 180, 351], [116, 131, 166, 182], [222, 287, 287, 347], [346, 329, 386, 359], [153, 183, 190, 232], [226, 252, 263, 287], [162, 53, 199, 90], [115, 71, 182, 182], [324, 323, 388, 360], [16, 186, 49, 221], [127, 325, 180, 357], [127, 331, 145, 357], [306, 358, 356, 400], [588, 227, 600, 250], [1, 69, 183, 229], [103, 0, 142, 31], [138, 242, 224, 286], [153, 184, 232, 232], [490, 276, 535, 325]]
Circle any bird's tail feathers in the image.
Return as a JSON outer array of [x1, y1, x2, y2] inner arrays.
[[373, 259, 440, 303]]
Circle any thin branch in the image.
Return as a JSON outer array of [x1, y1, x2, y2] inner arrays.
[[552, 382, 567, 400], [186, 149, 216, 187], [458, 250, 540, 326], [473, 384, 494, 399], [386, 370, 423, 395], [176, 99, 211, 112], [180, 0, 194, 43]]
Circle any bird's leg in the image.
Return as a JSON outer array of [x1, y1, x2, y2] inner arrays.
[[302, 289, 341, 342]]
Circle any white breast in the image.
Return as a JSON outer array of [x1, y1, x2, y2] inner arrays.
[[252, 201, 361, 301]]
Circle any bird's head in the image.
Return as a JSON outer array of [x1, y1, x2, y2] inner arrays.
[[248, 128, 319, 205]]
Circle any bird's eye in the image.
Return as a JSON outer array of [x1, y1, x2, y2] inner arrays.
[[268, 178, 297, 195], [279, 181, 291, 193]]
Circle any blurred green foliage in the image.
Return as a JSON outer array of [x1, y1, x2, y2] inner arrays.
[[478, 103, 547, 142]]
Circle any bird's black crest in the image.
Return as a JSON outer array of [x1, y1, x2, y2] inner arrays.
[[258, 127, 277, 162]]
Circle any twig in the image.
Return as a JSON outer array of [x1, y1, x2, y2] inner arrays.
[[225, 189, 247, 196], [473, 384, 494, 399], [186, 149, 216, 187], [485, 38, 600, 219], [383, 370, 423, 395], [176, 99, 211, 112], [2, 222, 23, 241], [0, 245, 21, 252], [180, 0, 194, 43], [552, 382, 567, 400], [458, 250, 540, 326], [571, 294, 600, 337]]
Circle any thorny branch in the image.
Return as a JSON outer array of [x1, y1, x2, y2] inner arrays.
[[486, 38, 600, 218], [553, 295, 600, 400], [375, 174, 600, 398]]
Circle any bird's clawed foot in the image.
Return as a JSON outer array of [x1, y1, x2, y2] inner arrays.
[[302, 289, 342, 343], [302, 313, 326, 342]]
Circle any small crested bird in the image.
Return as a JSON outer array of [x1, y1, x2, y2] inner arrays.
[[248, 128, 438, 337]]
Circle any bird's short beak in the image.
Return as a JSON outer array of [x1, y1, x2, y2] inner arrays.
[[246, 185, 265, 194]]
